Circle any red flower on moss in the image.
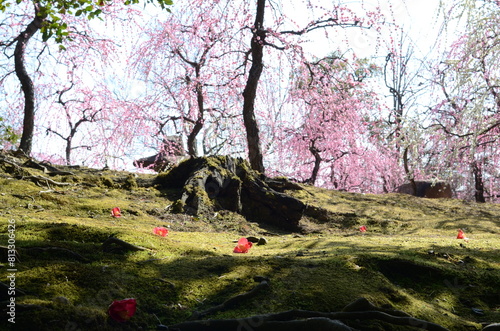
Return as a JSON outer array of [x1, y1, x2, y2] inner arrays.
[[457, 229, 465, 239], [233, 237, 252, 253], [108, 298, 136, 322], [111, 207, 121, 218], [359, 225, 367, 232], [153, 226, 169, 237]]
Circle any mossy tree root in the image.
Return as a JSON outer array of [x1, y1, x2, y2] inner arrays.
[[155, 156, 305, 231], [0, 154, 72, 187], [169, 317, 354, 331], [169, 297, 449, 331]]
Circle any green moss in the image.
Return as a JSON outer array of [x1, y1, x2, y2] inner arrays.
[[124, 174, 138, 190], [0, 160, 498, 330], [99, 176, 116, 188], [171, 199, 185, 213]]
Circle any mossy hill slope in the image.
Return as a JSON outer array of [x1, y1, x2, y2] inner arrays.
[[0, 155, 498, 330]]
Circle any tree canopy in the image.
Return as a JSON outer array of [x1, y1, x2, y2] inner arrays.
[[0, 0, 172, 42], [1, 0, 500, 202]]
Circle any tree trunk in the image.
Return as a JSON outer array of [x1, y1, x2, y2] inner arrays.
[[242, 0, 266, 173], [14, 3, 44, 156], [187, 118, 202, 157], [65, 136, 72, 165], [402, 146, 416, 195], [395, 181, 452, 199], [187, 66, 204, 157], [472, 161, 485, 203], [155, 156, 305, 231], [308, 144, 322, 185]]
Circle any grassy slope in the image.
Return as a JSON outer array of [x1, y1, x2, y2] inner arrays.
[[0, 164, 498, 330]]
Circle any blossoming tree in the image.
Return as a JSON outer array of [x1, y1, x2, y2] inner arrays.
[[0, 0, 172, 156], [429, 0, 500, 201]]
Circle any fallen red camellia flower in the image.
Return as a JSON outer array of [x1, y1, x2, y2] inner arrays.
[[457, 229, 465, 239], [108, 298, 136, 322], [153, 226, 169, 237], [359, 225, 367, 232], [111, 207, 121, 218], [233, 237, 252, 253]]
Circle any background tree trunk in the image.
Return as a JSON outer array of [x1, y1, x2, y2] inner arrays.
[[402, 146, 416, 195], [308, 144, 322, 185], [14, 3, 44, 156], [472, 161, 485, 203], [242, 0, 266, 173]]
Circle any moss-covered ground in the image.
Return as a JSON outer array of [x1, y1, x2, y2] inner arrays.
[[0, 162, 498, 330]]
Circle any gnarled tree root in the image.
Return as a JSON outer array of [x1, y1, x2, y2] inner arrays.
[[169, 297, 449, 331], [171, 317, 354, 331], [155, 156, 305, 231], [0, 154, 72, 187]]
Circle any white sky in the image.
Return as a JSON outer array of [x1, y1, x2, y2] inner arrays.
[[5, 0, 457, 169], [112, 0, 453, 170], [297, 0, 447, 60]]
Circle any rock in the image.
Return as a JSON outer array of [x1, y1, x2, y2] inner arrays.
[[395, 181, 452, 198], [245, 236, 267, 245], [257, 237, 268, 245], [246, 236, 260, 243], [303, 205, 357, 227], [134, 136, 187, 172]]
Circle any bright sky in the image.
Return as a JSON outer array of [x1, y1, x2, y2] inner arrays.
[[390, 0, 448, 56], [297, 0, 447, 60], [115, 0, 453, 170], [5, 0, 458, 169]]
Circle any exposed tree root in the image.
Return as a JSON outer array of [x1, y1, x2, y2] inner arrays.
[[171, 317, 355, 331], [22, 175, 72, 187], [0, 153, 72, 187], [155, 156, 305, 231], [0, 281, 27, 299], [169, 297, 449, 331], [0, 154, 30, 177], [23, 159, 74, 176], [342, 297, 410, 317]]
